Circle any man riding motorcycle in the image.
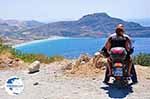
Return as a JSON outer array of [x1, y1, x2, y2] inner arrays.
[[102, 24, 138, 84]]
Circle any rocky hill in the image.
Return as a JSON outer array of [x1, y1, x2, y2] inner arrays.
[[0, 19, 45, 45], [0, 19, 44, 33], [21, 13, 150, 38], [0, 13, 150, 45]]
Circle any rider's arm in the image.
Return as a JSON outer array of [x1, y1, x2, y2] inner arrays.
[[105, 37, 112, 52], [125, 36, 134, 54], [99, 37, 111, 58]]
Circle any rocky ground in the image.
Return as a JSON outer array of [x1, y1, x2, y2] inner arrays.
[[0, 57, 150, 99]]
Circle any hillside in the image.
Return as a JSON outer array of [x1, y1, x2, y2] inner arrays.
[[0, 13, 150, 45], [130, 18, 150, 27], [21, 13, 150, 38], [0, 19, 45, 45]]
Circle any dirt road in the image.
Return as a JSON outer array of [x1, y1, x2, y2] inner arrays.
[[0, 61, 150, 99]]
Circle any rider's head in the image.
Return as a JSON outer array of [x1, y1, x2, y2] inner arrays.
[[115, 24, 124, 36]]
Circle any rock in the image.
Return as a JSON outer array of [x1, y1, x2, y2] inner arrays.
[[0, 85, 4, 89], [28, 61, 40, 73], [64, 54, 107, 76], [8, 60, 13, 64], [0, 56, 25, 68], [65, 63, 73, 70], [101, 66, 106, 70], [0, 62, 9, 68], [94, 52, 101, 56], [71, 71, 75, 74], [33, 82, 39, 86], [146, 77, 150, 80], [80, 61, 86, 64], [93, 53, 107, 68], [80, 54, 91, 63], [76, 54, 91, 65], [92, 78, 96, 80], [15, 58, 20, 61]]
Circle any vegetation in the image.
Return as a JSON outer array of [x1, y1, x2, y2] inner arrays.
[[0, 39, 64, 63], [1, 37, 150, 66], [134, 53, 150, 66], [10, 49, 64, 63]]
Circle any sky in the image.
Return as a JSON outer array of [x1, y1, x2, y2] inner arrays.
[[0, 0, 149, 22]]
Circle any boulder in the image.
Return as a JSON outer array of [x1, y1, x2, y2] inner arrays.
[[65, 63, 73, 70], [93, 53, 107, 68], [28, 61, 40, 73], [76, 54, 91, 65]]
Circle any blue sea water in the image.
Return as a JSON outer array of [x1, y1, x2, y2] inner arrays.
[[15, 38, 150, 58]]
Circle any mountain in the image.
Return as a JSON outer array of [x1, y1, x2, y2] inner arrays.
[[129, 19, 150, 27], [0, 19, 45, 42], [23, 20, 45, 29], [1, 13, 150, 45], [0, 19, 44, 31], [20, 13, 150, 38]]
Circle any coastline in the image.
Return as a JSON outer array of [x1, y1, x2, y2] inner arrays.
[[11, 37, 149, 48], [12, 36, 69, 48], [12, 37, 97, 48]]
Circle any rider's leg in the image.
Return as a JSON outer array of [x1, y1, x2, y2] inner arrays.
[[131, 64, 138, 83], [103, 66, 109, 83], [126, 56, 138, 83], [127, 56, 132, 76], [103, 57, 112, 83], [107, 57, 112, 76]]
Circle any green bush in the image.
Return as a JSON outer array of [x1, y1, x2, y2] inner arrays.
[[10, 48, 64, 63], [134, 53, 150, 66], [0, 44, 11, 53]]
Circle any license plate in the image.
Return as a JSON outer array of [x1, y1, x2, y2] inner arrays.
[[114, 68, 123, 76]]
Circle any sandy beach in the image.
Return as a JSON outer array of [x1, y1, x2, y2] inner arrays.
[[12, 36, 68, 48]]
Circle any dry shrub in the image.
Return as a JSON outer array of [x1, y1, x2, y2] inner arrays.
[[64, 54, 107, 77]]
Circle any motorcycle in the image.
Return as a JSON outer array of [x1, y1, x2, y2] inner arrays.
[[109, 47, 129, 87]]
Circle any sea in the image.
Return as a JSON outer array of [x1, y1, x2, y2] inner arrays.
[[14, 38, 150, 58]]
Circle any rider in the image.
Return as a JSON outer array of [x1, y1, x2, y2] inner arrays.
[[102, 24, 138, 84]]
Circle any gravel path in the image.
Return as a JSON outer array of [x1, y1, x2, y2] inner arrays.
[[0, 62, 150, 99]]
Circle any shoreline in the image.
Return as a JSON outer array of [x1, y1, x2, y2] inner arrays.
[[12, 37, 98, 48], [10, 37, 149, 48], [12, 36, 69, 48]]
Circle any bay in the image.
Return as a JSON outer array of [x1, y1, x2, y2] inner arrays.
[[15, 38, 150, 58]]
